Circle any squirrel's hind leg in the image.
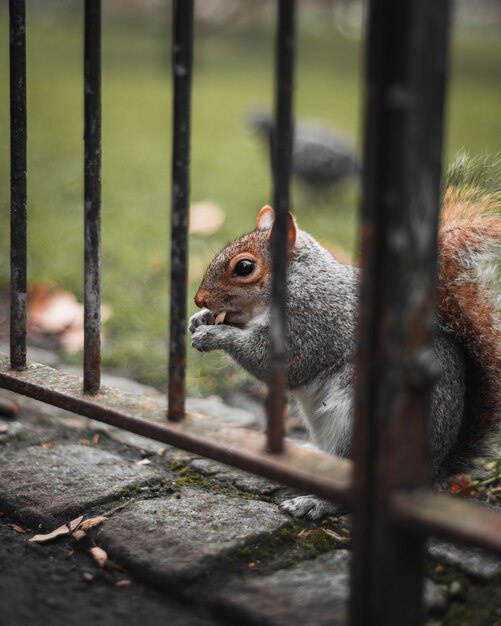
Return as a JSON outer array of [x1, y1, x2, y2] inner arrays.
[[279, 495, 346, 520]]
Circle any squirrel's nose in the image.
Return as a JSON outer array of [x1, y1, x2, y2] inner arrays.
[[195, 289, 209, 309]]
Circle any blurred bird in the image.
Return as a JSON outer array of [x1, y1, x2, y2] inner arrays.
[[250, 112, 361, 194]]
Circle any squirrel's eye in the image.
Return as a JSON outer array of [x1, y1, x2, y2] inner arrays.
[[234, 259, 256, 277]]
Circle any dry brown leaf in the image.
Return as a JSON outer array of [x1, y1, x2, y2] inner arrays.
[[79, 439, 90, 446], [247, 562, 257, 570], [136, 458, 151, 466], [89, 546, 108, 568], [321, 528, 347, 542], [115, 579, 131, 587], [79, 516, 108, 531], [28, 282, 82, 334], [72, 530, 87, 541], [29, 515, 84, 543], [27, 281, 111, 353], [92, 434, 100, 445], [189, 202, 225, 235], [8, 523, 26, 534], [297, 529, 312, 540], [41, 442, 55, 449]]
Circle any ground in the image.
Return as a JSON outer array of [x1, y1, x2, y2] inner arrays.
[[1, 373, 500, 626]]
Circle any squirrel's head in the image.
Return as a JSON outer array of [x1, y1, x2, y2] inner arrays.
[[194, 205, 297, 326]]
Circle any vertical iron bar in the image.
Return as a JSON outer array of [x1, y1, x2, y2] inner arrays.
[[266, 0, 297, 453], [84, 0, 102, 394], [168, 0, 194, 421], [9, 0, 27, 371], [349, 1, 451, 626]]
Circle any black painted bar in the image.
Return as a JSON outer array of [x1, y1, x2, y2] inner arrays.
[[9, 0, 27, 371], [83, 0, 102, 394], [265, 0, 297, 453], [349, 1, 452, 625], [168, 0, 194, 421]]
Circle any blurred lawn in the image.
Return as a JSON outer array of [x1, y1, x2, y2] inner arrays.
[[0, 5, 500, 392]]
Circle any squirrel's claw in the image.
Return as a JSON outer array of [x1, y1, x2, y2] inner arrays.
[[279, 495, 343, 520], [191, 324, 228, 353], [188, 309, 215, 334]]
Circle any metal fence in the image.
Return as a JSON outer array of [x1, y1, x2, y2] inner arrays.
[[2, 1, 501, 625]]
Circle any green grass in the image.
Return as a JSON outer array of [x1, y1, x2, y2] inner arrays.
[[0, 5, 500, 392]]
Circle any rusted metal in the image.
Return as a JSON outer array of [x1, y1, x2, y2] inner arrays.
[[0, 354, 352, 504], [83, 0, 102, 394], [392, 489, 501, 555], [9, 0, 27, 371], [350, 1, 452, 625], [168, 0, 194, 421], [266, 0, 297, 454]]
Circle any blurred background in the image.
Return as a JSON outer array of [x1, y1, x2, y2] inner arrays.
[[0, 0, 500, 397]]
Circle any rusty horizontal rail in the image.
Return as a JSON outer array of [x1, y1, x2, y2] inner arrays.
[[0, 353, 352, 505], [391, 489, 501, 555]]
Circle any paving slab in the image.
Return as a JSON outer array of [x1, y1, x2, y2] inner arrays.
[[216, 550, 351, 626], [428, 537, 501, 580], [215, 550, 446, 626], [98, 488, 289, 586], [0, 444, 156, 526], [188, 457, 282, 496]]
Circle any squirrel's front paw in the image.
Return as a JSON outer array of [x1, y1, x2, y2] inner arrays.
[[279, 495, 342, 520], [189, 309, 215, 334], [191, 324, 227, 353]]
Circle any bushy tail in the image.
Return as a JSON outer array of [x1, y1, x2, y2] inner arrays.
[[437, 153, 501, 474]]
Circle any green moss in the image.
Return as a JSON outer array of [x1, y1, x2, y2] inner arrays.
[[442, 575, 501, 626], [14, 432, 30, 443], [226, 521, 345, 573]]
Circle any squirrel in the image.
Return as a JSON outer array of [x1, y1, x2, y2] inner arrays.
[[189, 155, 501, 520]]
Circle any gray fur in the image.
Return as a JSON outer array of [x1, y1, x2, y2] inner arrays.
[[190, 228, 468, 517]]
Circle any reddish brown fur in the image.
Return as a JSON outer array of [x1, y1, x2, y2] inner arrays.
[[438, 188, 501, 473]]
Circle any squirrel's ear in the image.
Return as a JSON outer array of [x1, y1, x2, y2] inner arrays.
[[257, 205, 275, 231], [257, 206, 297, 248], [287, 212, 297, 248]]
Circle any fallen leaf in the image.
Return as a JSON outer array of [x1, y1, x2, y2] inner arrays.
[[297, 529, 312, 540], [28, 282, 82, 334], [8, 523, 26, 534], [321, 528, 347, 542], [72, 530, 87, 541], [156, 448, 166, 457], [92, 434, 100, 445], [27, 281, 111, 353], [89, 546, 108, 568], [449, 475, 477, 497], [247, 562, 257, 570], [79, 516, 108, 531], [115, 579, 131, 587], [136, 458, 151, 466], [29, 515, 84, 543], [79, 439, 90, 446], [189, 201, 225, 236]]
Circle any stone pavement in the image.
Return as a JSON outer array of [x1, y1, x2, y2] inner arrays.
[[1, 379, 501, 626]]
